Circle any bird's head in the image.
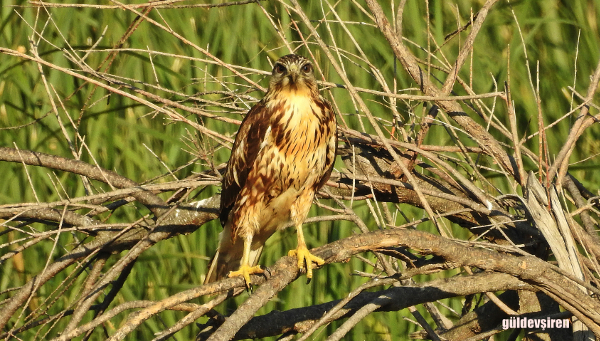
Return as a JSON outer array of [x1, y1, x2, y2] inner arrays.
[[268, 54, 317, 95]]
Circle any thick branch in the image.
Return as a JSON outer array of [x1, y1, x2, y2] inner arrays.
[[0, 147, 167, 217], [197, 228, 600, 339], [230, 272, 530, 340], [0, 196, 220, 331]]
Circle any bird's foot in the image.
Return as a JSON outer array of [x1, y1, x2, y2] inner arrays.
[[228, 264, 265, 289], [288, 246, 324, 279]]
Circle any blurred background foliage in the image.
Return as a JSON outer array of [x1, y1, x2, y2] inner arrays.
[[1, 0, 599, 339]]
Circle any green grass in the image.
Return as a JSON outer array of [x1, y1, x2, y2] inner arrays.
[[2, 0, 600, 340]]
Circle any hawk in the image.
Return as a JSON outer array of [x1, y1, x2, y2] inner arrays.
[[205, 54, 337, 288]]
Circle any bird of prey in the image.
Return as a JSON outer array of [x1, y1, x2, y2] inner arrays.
[[205, 54, 337, 288]]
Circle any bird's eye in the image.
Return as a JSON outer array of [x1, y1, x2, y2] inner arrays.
[[301, 63, 312, 73], [274, 64, 286, 74]]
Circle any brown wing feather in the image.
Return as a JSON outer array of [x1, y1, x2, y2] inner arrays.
[[219, 100, 271, 226], [314, 99, 338, 191]]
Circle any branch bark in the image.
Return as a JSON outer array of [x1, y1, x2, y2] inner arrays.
[[228, 272, 530, 340]]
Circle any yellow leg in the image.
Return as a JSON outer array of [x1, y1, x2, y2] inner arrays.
[[288, 225, 324, 279], [228, 235, 264, 288]]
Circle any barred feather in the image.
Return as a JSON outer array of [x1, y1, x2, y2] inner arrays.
[[205, 54, 337, 283]]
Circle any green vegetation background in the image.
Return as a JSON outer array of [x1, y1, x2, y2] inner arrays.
[[1, 0, 599, 339]]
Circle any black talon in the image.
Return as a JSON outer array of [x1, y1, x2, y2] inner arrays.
[[261, 265, 271, 279]]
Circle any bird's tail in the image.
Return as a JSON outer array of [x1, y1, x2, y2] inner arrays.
[[203, 230, 263, 284]]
